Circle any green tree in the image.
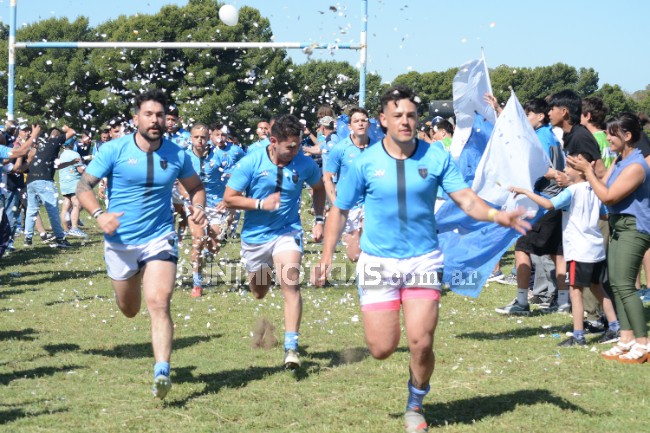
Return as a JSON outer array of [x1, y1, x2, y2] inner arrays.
[[596, 83, 638, 115]]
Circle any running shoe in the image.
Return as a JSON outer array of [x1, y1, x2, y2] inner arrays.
[[495, 299, 530, 315], [405, 406, 428, 432], [191, 285, 203, 298], [152, 375, 172, 400], [284, 349, 301, 370], [486, 271, 504, 282]]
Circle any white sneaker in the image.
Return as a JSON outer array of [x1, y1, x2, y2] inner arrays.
[[284, 349, 301, 370]]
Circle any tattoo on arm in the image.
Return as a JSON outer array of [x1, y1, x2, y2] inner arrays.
[[77, 172, 101, 193]]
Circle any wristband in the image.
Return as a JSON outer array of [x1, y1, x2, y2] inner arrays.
[[256, 199, 264, 210], [487, 208, 498, 222], [315, 216, 325, 223], [194, 204, 205, 211], [92, 208, 104, 219]]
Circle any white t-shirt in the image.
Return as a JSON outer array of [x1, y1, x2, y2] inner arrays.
[[550, 182, 606, 263]]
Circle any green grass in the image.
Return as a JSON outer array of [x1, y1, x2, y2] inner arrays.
[[2, 213, 650, 433]]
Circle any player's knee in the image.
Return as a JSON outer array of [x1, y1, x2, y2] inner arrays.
[[117, 302, 139, 318], [368, 345, 396, 360]]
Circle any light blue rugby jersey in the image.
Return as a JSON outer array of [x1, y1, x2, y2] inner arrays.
[[165, 128, 191, 149], [227, 148, 322, 244], [214, 142, 246, 175], [335, 139, 468, 259], [246, 137, 270, 155], [325, 135, 373, 207], [186, 147, 231, 207], [86, 134, 195, 245]]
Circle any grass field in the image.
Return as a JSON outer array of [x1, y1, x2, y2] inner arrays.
[[1, 211, 650, 433]]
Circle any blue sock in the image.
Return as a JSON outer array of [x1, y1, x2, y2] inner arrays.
[[608, 320, 620, 332], [284, 332, 299, 352], [192, 272, 202, 287], [154, 361, 170, 379], [406, 380, 430, 411], [573, 330, 585, 341]]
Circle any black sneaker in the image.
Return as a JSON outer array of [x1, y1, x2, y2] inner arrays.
[[558, 336, 587, 347], [54, 238, 72, 248], [24, 237, 33, 246], [597, 329, 620, 344], [584, 320, 607, 334], [40, 232, 56, 243]]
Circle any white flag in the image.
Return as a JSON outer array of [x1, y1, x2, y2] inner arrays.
[[449, 55, 497, 158], [472, 90, 550, 210]]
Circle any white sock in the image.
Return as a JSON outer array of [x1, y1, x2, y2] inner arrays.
[[557, 290, 570, 306], [517, 288, 528, 305]]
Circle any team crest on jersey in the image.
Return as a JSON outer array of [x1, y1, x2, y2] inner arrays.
[[418, 166, 428, 179], [291, 170, 299, 184], [160, 158, 168, 170], [127, 157, 137, 165]]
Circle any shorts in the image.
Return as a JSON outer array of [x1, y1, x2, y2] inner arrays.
[[240, 230, 303, 273], [184, 202, 228, 226], [104, 232, 178, 280], [515, 208, 563, 256], [356, 249, 443, 311], [567, 260, 606, 287], [344, 206, 364, 234]]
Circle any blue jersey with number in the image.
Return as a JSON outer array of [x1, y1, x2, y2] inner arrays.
[[227, 149, 322, 244], [86, 134, 195, 245], [336, 139, 468, 258], [186, 147, 231, 207]]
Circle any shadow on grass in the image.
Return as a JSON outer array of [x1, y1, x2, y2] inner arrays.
[[3, 269, 105, 289], [0, 287, 41, 298], [455, 324, 557, 341], [168, 345, 374, 408], [0, 328, 38, 341], [43, 343, 81, 356], [84, 334, 220, 359], [44, 295, 108, 306], [0, 364, 82, 386], [389, 389, 590, 427], [0, 407, 68, 425]]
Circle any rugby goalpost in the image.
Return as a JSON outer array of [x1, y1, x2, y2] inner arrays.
[[6, 0, 369, 120]]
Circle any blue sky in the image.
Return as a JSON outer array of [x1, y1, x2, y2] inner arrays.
[[1, 0, 649, 93]]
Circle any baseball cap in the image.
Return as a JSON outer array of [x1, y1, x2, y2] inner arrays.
[[319, 116, 335, 127]]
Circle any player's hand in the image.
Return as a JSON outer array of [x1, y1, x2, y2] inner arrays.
[[566, 154, 595, 174], [261, 192, 281, 211], [312, 221, 324, 242], [188, 205, 207, 228], [494, 208, 532, 235], [310, 261, 331, 287], [509, 186, 526, 196], [96, 211, 123, 236], [215, 201, 228, 213]]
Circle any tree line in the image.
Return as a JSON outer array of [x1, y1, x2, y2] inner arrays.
[[0, 0, 648, 139]]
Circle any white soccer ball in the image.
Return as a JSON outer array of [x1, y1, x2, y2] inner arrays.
[[219, 4, 239, 27]]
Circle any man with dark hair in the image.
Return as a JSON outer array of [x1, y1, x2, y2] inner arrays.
[[23, 125, 76, 248], [224, 114, 326, 370], [313, 85, 529, 433], [163, 105, 190, 149], [582, 96, 614, 169], [76, 89, 207, 400], [246, 119, 271, 154]]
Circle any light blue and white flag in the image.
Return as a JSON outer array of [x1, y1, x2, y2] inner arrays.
[[438, 91, 549, 297], [449, 52, 497, 159]]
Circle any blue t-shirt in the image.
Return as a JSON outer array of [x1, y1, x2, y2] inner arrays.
[[336, 139, 468, 259], [319, 132, 339, 173], [165, 128, 191, 149], [227, 149, 322, 244], [86, 134, 196, 245], [186, 147, 231, 207], [0, 145, 10, 159], [246, 137, 270, 155], [215, 142, 246, 174], [325, 136, 372, 206], [58, 149, 83, 195]]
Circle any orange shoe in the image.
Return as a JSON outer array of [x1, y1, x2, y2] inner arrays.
[[191, 285, 203, 298], [618, 342, 649, 364]]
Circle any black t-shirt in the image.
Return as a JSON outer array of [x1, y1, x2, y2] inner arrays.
[[26, 135, 65, 183], [563, 124, 602, 161]]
